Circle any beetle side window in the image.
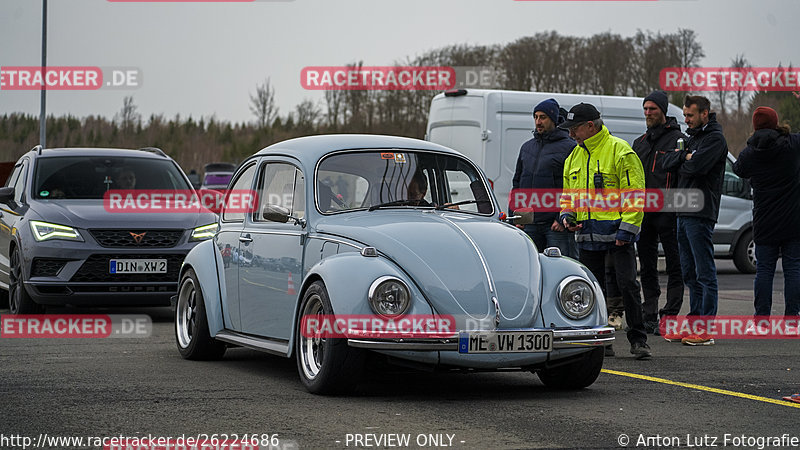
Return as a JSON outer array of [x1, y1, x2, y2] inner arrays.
[[255, 163, 304, 222], [222, 163, 256, 222]]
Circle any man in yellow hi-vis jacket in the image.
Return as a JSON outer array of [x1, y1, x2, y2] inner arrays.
[[558, 103, 651, 359]]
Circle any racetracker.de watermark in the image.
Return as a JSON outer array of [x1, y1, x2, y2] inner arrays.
[[509, 188, 704, 213], [660, 67, 800, 92], [660, 316, 800, 339], [301, 66, 456, 91], [0, 67, 141, 90], [1, 314, 151, 338], [103, 189, 257, 214], [300, 314, 456, 339]]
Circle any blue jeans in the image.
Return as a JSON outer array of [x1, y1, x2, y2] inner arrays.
[[754, 241, 800, 316], [677, 217, 718, 316], [524, 223, 578, 259]]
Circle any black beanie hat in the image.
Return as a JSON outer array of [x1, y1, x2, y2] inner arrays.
[[643, 90, 669, 115]]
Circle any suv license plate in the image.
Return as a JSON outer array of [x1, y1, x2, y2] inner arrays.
[[458, 331, 553, 353], [109, 259, 167, 274]]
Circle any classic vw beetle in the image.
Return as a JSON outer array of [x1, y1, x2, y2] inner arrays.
[[174, 135, 614, 394]]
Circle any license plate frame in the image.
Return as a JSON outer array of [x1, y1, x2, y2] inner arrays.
[[109, 259, 168, 274], [458, 330, 553, 354]]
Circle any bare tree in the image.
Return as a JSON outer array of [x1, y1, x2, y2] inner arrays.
[[249, 78, 279, 129], [115, 96, 141, 130], [324, 89, 345, 130], [295, 99, 321, 131], [731, 54, 752, 118], [673, 28, 705, 69]]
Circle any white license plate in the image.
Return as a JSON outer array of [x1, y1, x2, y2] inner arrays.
[[109, 259, 167, 274], [458, 331, 553, 353]]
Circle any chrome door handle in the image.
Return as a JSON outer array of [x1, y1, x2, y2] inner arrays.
[[239, 235, 253, 243]]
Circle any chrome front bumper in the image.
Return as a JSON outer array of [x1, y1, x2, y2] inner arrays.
[[347, 326, 615, 351]]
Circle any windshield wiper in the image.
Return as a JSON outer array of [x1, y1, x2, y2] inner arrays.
[[435, 199, 478, 210], [368, 200, 432, 211]]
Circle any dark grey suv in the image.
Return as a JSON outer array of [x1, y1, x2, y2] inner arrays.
[[0, 146, 218, 314]]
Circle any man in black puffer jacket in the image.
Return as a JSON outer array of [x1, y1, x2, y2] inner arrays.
[[733, 107, 800, 318], [661, 95, 728, 346], [511, 98, 577, 257], [633, 91, 686, 335]]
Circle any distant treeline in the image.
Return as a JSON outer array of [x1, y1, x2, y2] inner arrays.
[[1, 29, 798, 171]]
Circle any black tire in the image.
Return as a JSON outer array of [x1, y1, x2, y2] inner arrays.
[[537, 347, 604, 389], [9, 247, 44, 314], [175, 268, 226, 360], [733, 230, 756, 274], [296, 280, 364, 395]]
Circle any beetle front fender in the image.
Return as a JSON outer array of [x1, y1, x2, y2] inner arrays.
[[180, 239, 226, 336], [300, 252, 434, 317], [538, 254, 608, 328]]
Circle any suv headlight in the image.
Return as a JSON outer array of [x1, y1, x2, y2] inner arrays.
[[557, 276, 595, 320], [30, 220, 83, 242], [190, 223, 218, 241], [368, 276, 411, 317]]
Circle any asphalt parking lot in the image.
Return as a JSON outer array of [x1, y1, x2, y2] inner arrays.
[[1, 260, 798, 450]]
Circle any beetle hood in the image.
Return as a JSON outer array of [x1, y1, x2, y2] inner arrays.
[[315, 211, 543, 329]]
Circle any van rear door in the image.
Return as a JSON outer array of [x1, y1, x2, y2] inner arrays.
[[427, 94, 487, 172]]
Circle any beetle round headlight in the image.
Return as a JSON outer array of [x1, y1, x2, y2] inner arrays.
[[557, 277, 595, 320], [368, 276, 411, 317]]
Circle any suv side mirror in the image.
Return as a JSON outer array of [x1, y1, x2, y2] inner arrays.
[[0, 186, 14, 204]]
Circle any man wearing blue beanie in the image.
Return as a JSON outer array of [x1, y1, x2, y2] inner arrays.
[[511, 98, 577, 257]]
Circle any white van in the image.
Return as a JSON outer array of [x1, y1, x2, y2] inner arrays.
[[425, 88, 686, 207], [426, 88, 755, 273]]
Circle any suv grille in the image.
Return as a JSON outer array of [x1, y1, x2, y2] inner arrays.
[[70, 254, 185, 283], [31, 258, 68, 277], [90, 229, 184, 248]]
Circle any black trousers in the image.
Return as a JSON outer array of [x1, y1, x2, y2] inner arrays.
[[581, 244, 647, 345], [637, 212, 684, 320]]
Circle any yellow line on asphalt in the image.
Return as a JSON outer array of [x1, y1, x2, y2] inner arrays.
[[602, 369, 800, 409]]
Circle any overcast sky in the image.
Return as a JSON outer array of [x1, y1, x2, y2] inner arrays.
[[1, 0, 798, 124]]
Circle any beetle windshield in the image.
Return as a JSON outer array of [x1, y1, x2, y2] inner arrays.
[[316, 151, 494, 215]]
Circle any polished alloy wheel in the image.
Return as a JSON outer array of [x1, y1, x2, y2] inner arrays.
[[176, 276, 197, 349], [299, 293, 325, 380]]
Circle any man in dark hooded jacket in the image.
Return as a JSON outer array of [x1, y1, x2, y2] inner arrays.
[[733, 107, 800, 318], [632, 91, 685, 334], [661, 95, 728, 346], [512, 98, 577, 257]]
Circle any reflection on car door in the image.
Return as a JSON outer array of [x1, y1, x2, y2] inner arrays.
[[0, 160, 28, 287], [239, 161, 305, 340], [217, 162, 257, 332]]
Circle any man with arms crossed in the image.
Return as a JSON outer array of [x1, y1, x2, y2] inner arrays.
[[661, 96, 728, 346]]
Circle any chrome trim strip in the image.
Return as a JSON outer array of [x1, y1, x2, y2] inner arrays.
[[306, 235, 363, 251], [439, 215, 495, 293], [347, 327, 615, 351], [246, 230, 305, 237], [215, 330, 290, 356], [348, 339, 458, 351]]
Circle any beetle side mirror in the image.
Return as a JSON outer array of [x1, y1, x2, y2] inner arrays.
[[262, 204, 291, 223], [0, 186, 14, 204]]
